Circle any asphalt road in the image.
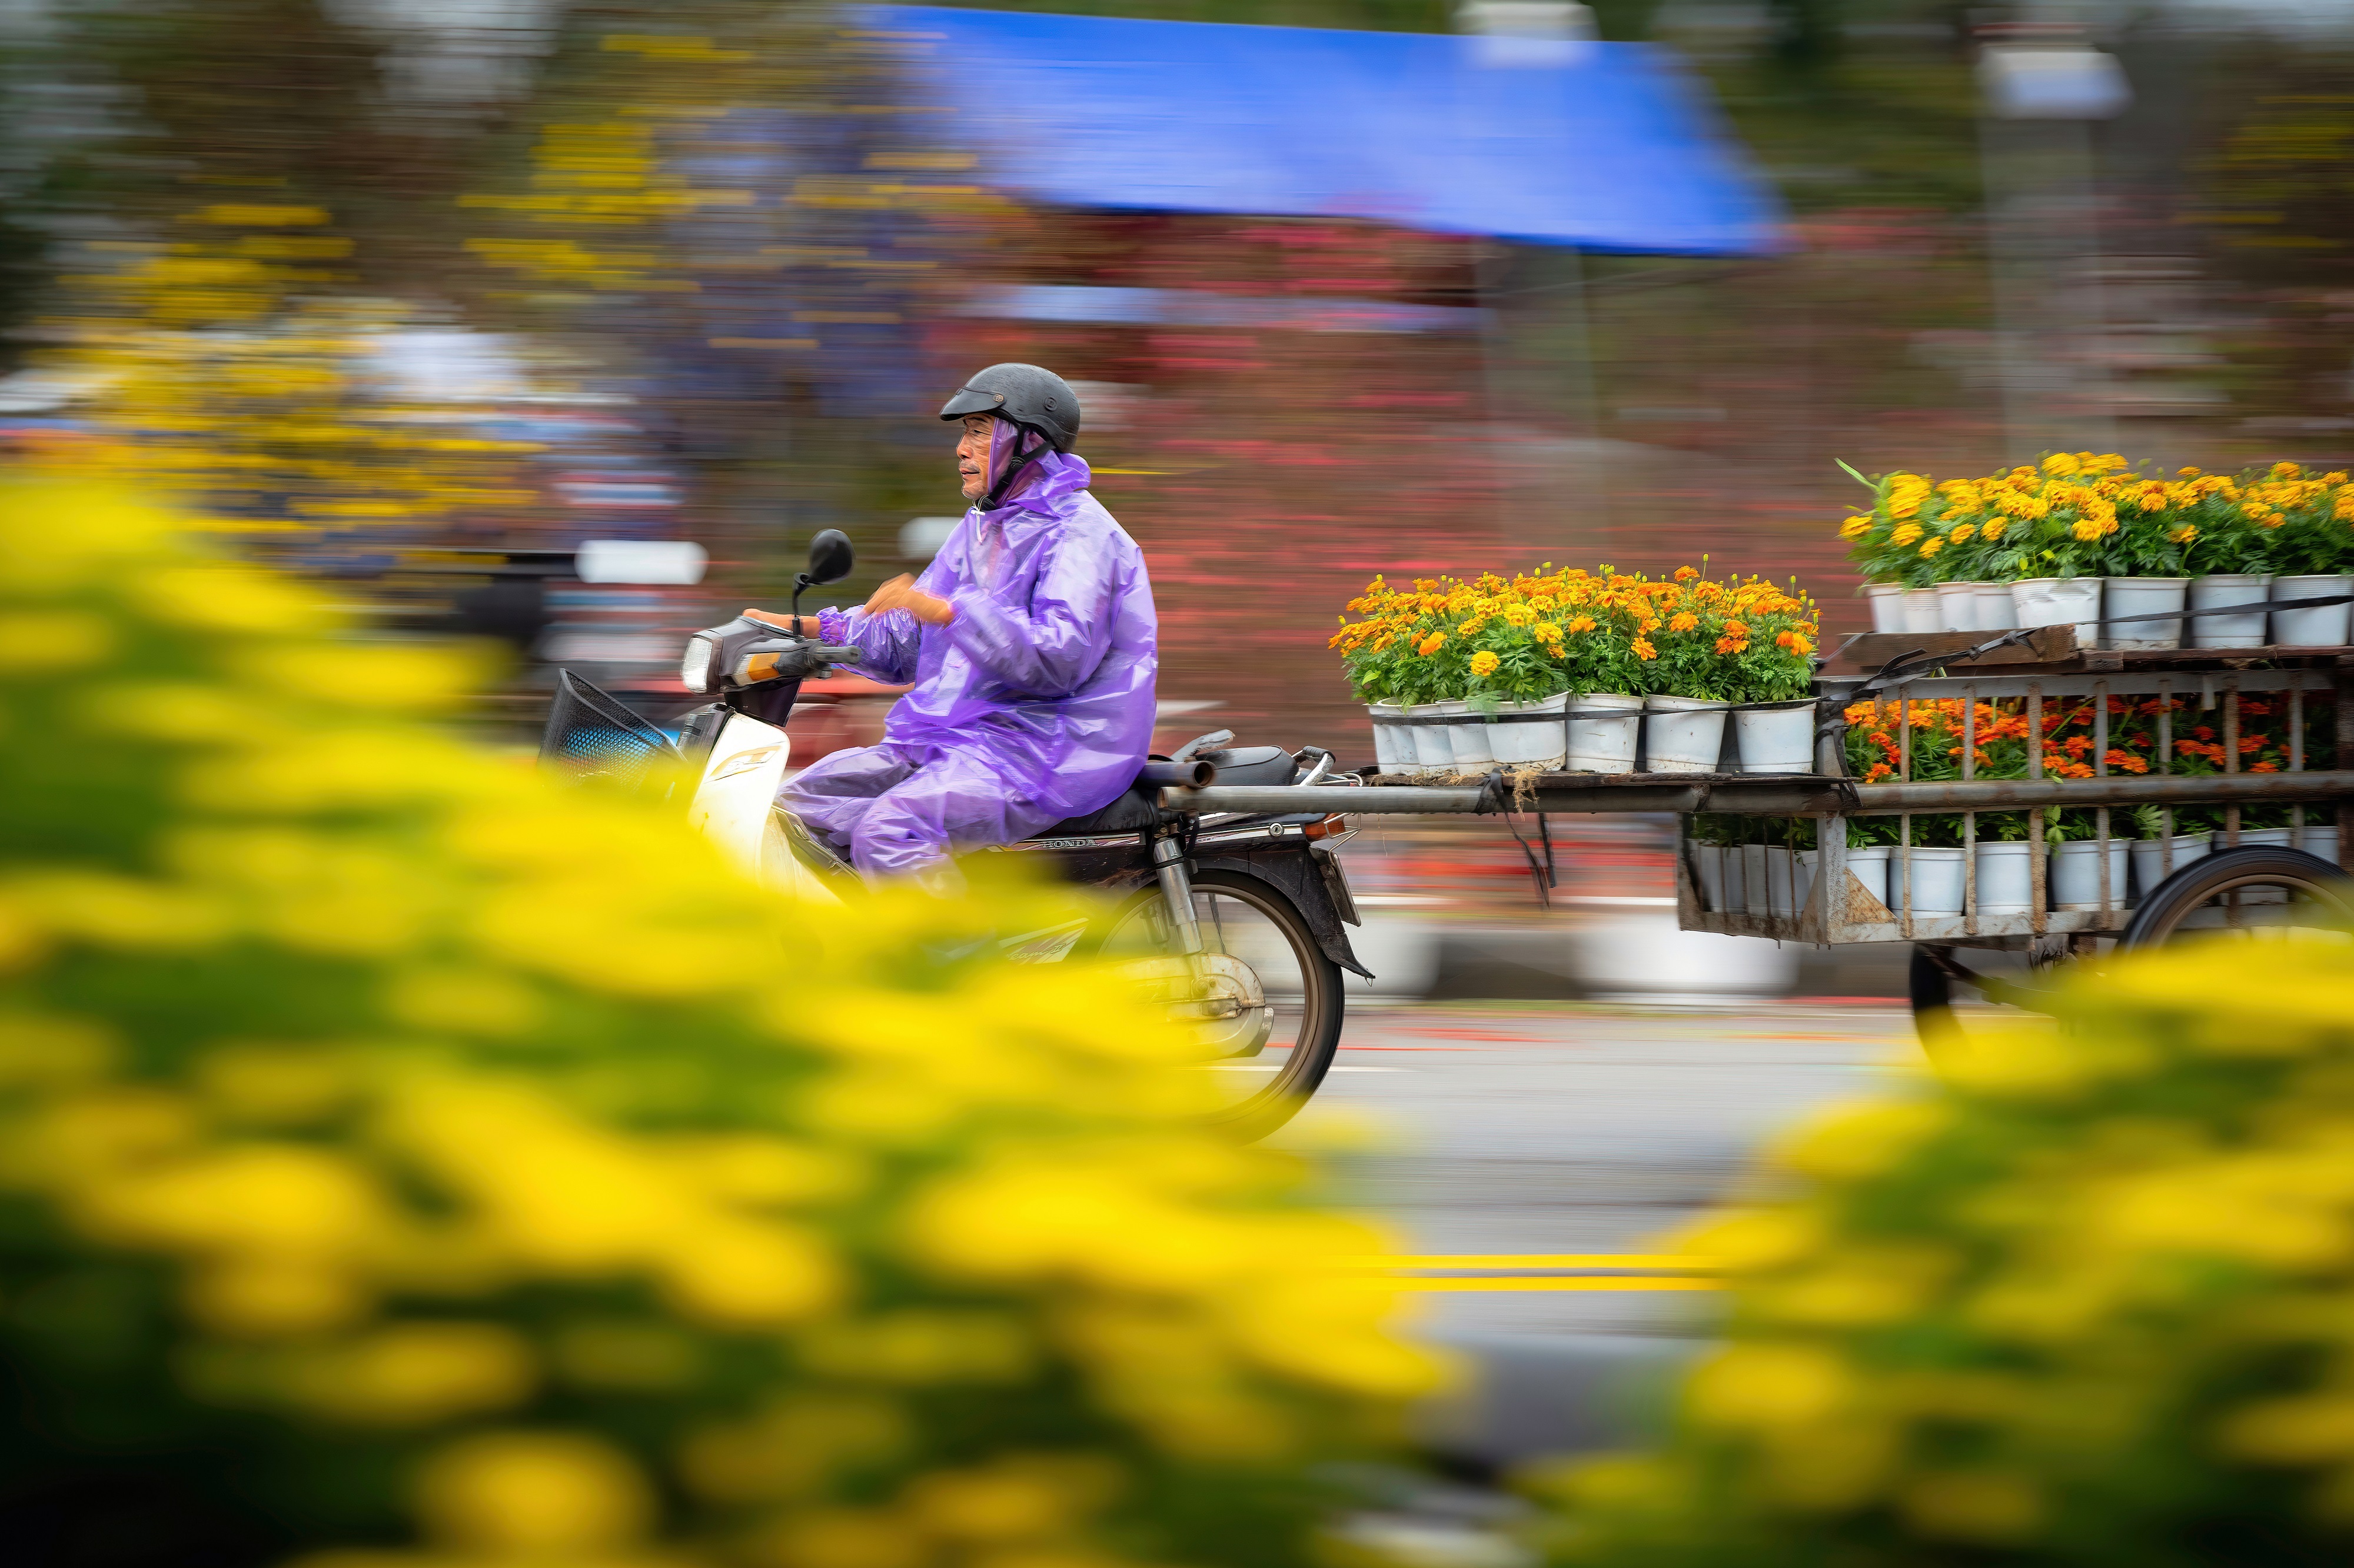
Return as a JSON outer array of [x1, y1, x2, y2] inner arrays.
[[1270, 997, 1923, 1466]]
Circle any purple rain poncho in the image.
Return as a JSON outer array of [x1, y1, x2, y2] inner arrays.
[[779, 431, 1158, 880]]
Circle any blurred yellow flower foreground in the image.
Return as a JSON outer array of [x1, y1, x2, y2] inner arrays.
[[0, 480, 1439, 1568], [1535, 932, 2354, 1568]]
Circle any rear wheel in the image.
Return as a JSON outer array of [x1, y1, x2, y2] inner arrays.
[[1094, 868, 1344, 1143], [2120, 846, 2354, 947], [1911, 847, 2354, 1059]]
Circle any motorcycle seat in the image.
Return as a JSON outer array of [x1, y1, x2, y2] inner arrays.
[[1028, 784, 1162, 839], [1197, 745, 1298, 787]]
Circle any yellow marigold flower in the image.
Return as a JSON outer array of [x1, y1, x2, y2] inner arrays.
[[1468, 650, 1499, 678], [1889, 522, 1923, 547], [2070, 518, 2104, 542], [1949, 523, 1976, 544], [2042, 452, 2079, 477], [1415, 632, 1445, 657], [1919, 537, 1944, 558], [2170, 524, 2198, 544], [1980, 518, 2007, 541], [2273, 461, 2303, 480], [2325, 472, 2348, 485], [1631, 636, 1657, 661], [1838, 517, 1873, 540]]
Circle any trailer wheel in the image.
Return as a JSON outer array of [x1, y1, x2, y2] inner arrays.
[[2120, 846, 2354, 948], [1909, 942, 2070, 1062]]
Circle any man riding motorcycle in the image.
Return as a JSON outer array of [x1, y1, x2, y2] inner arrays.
[[752, 364, 1158, 892]]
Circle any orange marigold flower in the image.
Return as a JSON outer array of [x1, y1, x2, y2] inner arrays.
[[1632, 636, 1658, 660], [2251, 760, 2280, 773], [1674, 565, 1699, 581], [1567, 614, 1597, 634], [1416, 632, 1446, 657], [1715, 636, 1748, 655], [1668, 612, 1699, 633], [1723, 620, 1750, 640], [2104, 750, 2148, 774]]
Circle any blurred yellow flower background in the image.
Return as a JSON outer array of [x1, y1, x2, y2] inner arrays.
[[1530, 933, 2354, 1566], [0, 478, 1440, 1567]]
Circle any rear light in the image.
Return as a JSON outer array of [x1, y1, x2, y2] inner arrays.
[[1302, 814, 1351, 841]]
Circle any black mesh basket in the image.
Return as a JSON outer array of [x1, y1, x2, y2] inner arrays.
[[540, 670, 682, 797]]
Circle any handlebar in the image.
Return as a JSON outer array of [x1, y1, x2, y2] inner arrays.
[[814, 645, 862, 663]]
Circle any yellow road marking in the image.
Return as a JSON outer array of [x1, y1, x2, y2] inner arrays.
[[1357, 1254, 1717, 1271], [1402, 1276, 1724, 1293]]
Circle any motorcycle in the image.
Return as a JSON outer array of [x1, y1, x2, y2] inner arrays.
[[540, 530, 1371, 1140]]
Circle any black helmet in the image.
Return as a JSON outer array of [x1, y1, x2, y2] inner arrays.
[[939, 362, 1081, 452]]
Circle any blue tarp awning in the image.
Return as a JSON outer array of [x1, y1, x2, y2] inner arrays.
[[858, 5, 1783, 257]]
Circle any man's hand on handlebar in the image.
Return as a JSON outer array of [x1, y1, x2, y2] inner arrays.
[[743, 608, 812, 637], [865, 574, 954, 627]]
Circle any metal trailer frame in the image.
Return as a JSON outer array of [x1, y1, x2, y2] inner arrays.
[[1161, 656, 2354, 951]]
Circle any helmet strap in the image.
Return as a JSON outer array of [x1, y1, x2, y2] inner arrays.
[[982, 423, 1048, 510]]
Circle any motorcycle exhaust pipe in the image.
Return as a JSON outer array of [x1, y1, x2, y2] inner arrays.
[[1137, 759, 1216, 789]]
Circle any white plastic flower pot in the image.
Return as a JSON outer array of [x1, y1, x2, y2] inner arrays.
[[1896, 846, 1966, 916], [1565, 693, 1643, 773], [1741, 843, 1771, 914], [2012, 577, 2102, 643], [1691, 841, 1725, 911], [2101, 576, 2187, 650], [2131, 832, 2211, 896], [1404, 702, 1456, 776], [1368, 701, 1409, 774], [1901, 587, 1943, 634], [1720, 841, 1748, 913], [1866, 582, 1904, 633], [1733, 701, 1817, 775], [1439, 698, 1494, 770], [1935, 581, 1980, 632], [1844, 845, 1891, 913], [1482, 691, 1570, 769], [1795, 849, 1819, 916], [2301, 824, 2340, 867], [1762, 846, 1796, 917], [1643, 695, 1731, 774], [1973, 840, 2037, 914], [2050, 837, 2130, 911], [2272, 574, 2352, 648], [1973, 581, 2020, 630], [2190, 573, 2272, 650]]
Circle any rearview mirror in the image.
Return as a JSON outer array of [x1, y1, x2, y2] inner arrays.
[[805, 529, 855, 585]]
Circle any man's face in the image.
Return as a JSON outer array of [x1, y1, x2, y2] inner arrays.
[[956, 414, 995, 501]]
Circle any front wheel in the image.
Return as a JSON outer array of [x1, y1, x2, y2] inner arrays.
[[1094, 868, 1344, 1143]]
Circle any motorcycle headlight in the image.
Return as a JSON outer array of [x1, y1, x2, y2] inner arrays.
[[679, 631, 722, 693]]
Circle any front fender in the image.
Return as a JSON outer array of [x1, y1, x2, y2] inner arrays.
[[1193, 845, 1373, 980]]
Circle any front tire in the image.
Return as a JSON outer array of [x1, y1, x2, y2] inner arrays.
[[1095, 867, 1344, 1143]]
